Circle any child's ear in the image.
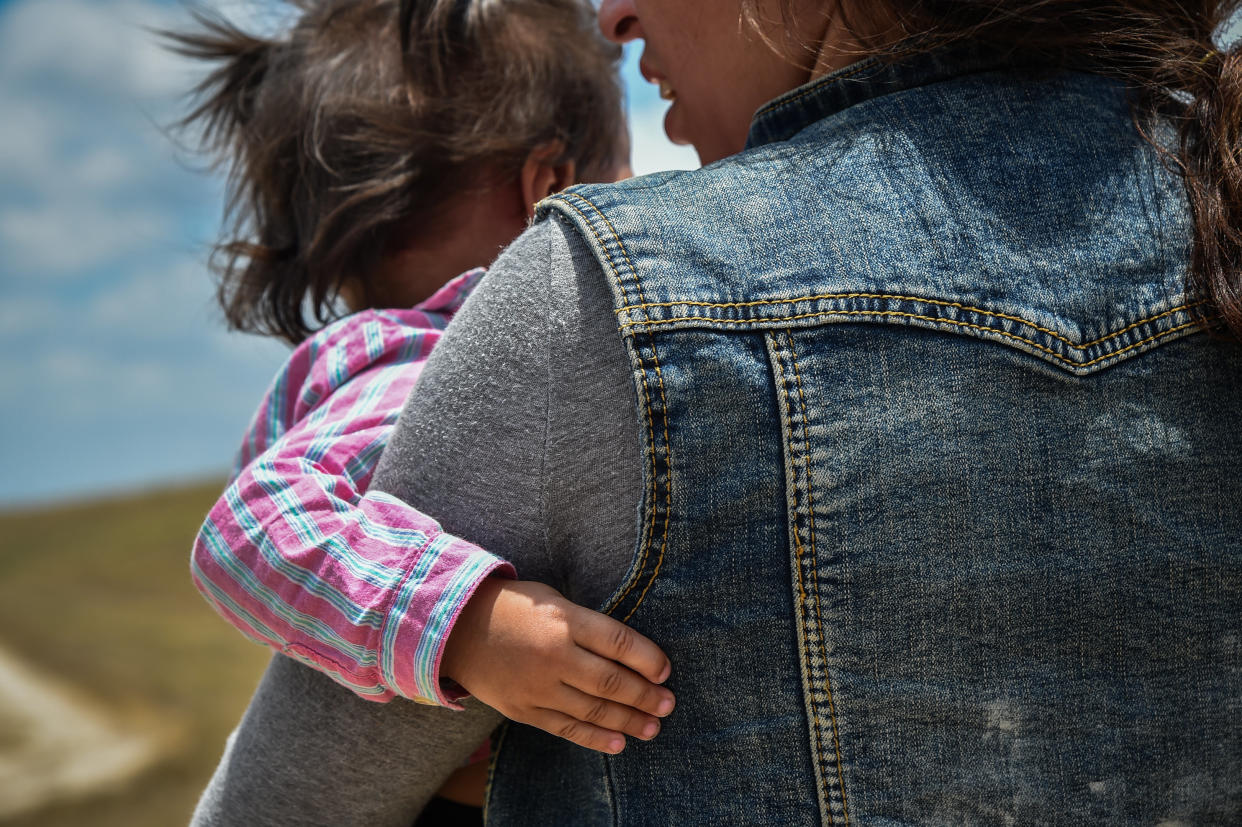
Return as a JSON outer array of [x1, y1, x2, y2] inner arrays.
[[519, 141, 576, 220]]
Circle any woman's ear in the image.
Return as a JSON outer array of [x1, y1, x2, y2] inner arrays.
[[519, 142, 577, 220]]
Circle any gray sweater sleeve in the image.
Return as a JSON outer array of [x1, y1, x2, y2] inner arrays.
[[362, 211, 641, 794], [192, 215, 642, 827], [372, 213, 642, 609]]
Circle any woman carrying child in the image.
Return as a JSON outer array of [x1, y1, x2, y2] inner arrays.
[[200, 0, 1242, 823], [173, 0, 675, 823]]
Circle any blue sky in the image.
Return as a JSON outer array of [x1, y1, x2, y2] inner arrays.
[[0, 0, 697, 507]]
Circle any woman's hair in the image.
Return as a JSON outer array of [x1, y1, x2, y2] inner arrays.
[[169, 0, 624, 345], [749, 0, 1242, 340]]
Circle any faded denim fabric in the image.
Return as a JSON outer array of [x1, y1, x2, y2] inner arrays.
[[487, 45, 1242, 825]]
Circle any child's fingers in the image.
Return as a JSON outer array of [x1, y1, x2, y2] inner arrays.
[[565, 649, 675, 719], [551, 684, 662, 741], [528, 708, 628, 755], [568, 606, 672, 684]]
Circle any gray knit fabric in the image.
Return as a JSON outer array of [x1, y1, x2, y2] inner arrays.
[[192, 214, 641, 826], [373, 213, 641, 610], [191, 656, 502, 827]]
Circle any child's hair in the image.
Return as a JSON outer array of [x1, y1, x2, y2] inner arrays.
[[169, 0, 624, 345]]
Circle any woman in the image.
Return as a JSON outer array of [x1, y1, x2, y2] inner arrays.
[[196, 0, 1242, 824]]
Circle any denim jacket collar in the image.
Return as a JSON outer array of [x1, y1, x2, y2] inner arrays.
[[746, 41, 1020, 149]]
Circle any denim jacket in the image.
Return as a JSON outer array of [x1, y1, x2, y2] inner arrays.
[[488, 45, 1242, 825]]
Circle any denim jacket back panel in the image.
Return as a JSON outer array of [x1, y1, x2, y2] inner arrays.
[[573, 60, 1199, 373], [487, 52, 1242, 826]]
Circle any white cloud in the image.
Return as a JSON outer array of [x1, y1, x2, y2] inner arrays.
[[34, 348, 180, 420], [0, 295, 59, 336], [0, 0, 245, 280], [0, 256, 208, 350], [1, 205, 172, 276], [74, 148, 138, 189], [41, 350, 104, 383], [0, 0, 196, 99], [0, 98, 60, 178], [87, 255, 217, 336]]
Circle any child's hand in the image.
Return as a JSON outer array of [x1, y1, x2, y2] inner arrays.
[[440, 578, 675, 754]]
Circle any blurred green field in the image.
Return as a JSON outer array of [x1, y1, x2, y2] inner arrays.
[[0, 481, 272, 826]]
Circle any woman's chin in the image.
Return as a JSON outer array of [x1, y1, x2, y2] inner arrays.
[[663, 102, 693, 148], [664, 105, 733, 165]]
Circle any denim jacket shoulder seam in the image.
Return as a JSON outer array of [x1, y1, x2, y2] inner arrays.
[[538, 192, 673, 622]]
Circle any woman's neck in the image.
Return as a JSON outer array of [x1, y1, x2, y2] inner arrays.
[[805, 3, 903, 81]]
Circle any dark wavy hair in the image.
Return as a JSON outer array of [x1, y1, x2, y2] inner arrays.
[[167, 0, 623, 345], [748, 0, 1242, 340]]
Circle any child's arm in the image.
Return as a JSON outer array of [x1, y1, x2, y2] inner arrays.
[[192, 310, 673, 749], [442, 577, 675, 754], [191, 311, 512, 707]]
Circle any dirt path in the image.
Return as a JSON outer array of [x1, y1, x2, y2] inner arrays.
[[0, 643, 163, 821]]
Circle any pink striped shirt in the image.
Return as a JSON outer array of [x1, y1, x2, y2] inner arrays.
[[191, 268, 514, 707]]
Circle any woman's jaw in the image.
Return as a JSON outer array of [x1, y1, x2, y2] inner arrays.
[[638, 52, 770, 164], [638, 59, 695, 153], [601, 0, 787, 164], [602, 0, 900, 165]]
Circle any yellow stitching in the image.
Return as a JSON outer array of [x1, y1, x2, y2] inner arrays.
[[753, 61, 878, 121], [1078, 306, 1203, 347], [567, 191, 658, 322], [621, 312, 1206, 370], [562, 188, 848, 809], [786, 332, 831, 816], [620, 345, 659, 619], [621, 339, 672, 624], [586, 199, 673, 623], [787, 333, 850, 826], [768, 334, 830, 825], [782, 341, 832, 827], [559, 194, 657, 616], [549, 196, 628, 307], [616, 294, 1206, 351], [559, 192, 671, 619], [548, 196, 658, 617], [769, 336, 809, 605]]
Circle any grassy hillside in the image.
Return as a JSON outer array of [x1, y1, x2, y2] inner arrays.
[[0, 481, 273, 826]]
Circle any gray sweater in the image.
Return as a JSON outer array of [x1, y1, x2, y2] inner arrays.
[[373, 213, 641, 611], [192, 215, 644, 826]]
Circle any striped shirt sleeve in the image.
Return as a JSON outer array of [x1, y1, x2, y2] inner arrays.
[[190, 282, 514, 707]]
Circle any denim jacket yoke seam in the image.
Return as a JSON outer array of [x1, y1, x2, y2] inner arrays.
[[612, 295, 1209, 376]]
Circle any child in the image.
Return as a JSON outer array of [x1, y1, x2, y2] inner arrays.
[[173, 0, 673, 815]]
